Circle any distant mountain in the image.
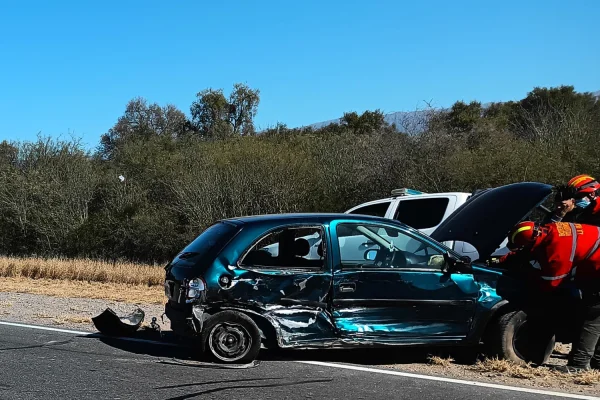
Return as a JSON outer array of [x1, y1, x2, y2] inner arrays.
[[302, 90, 600, 133], [306, 109, 432, 133]]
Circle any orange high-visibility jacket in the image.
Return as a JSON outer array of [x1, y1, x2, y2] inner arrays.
[[500, 222, 600, 291]]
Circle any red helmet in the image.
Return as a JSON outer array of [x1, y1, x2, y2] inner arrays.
[[507, 221, 541, 250], [567, 174, 600, 195]]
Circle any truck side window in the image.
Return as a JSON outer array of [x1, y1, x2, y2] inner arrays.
[[394, 198, 449, 229], [348, 201, 391, 217]]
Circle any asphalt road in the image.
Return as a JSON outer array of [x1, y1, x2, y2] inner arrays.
[[0, 323, 594, 400]]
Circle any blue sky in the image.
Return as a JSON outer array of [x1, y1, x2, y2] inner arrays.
[[0, 0, 598, 149]]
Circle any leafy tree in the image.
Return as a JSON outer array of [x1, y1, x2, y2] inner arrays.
[[508, 85, 600, 143], [229, 83, 260, 136], [443, 101, 482, 133], [340, 109, 389, 134], [190, 83, 260, 138], [2, 84, 599, 264], [99, 98, 193, 160], [190, 88, 233, 139]]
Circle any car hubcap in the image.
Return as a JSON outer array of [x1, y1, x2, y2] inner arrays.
[[208, 322, 252, 362]]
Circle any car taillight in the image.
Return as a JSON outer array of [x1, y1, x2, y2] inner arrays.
[[186, 277, 206, 303]]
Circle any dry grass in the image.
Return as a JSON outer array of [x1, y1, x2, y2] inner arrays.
[[427, 355, 454, 367], [554, 343, 572, 355], [0, 301, 12, 307], [472, 357, 600, 386], [0, 257, 166, 303], [471, 358, 550, 379], [573, 370, 600, 385], [0, 277, 165, 304], [0, 256, 164, 286]]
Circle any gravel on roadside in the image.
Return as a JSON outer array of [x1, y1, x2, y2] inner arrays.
[[0, 292, 170, 332]]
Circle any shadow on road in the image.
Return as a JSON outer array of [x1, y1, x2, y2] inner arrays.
[[260, 346, 483, 366], [158, 378, 333, 400], [93, 328, 484, 367]]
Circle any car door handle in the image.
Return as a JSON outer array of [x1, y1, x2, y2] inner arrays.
[[339, 282, 356, 293]]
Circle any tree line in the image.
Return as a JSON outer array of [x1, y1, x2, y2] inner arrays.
[[0, 84, 598, 263]]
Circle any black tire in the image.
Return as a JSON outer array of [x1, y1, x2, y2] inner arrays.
[[200, 310, 262, 364], [486, 309, 555, 365]]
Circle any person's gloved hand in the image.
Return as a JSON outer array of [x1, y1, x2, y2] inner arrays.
[[486, 257, 500, 266]]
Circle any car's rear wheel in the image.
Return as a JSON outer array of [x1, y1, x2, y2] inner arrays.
[[201, 310, 262, 364], [486, 309, 555, 365]]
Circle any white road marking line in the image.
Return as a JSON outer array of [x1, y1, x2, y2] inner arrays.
[[0, 320, 180, 347], [0, 321, 90, 335], [296, 361, 600, 400]]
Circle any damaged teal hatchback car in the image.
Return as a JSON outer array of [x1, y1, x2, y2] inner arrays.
[[164, 182, 559, 364]]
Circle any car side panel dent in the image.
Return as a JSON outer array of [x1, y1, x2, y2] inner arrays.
[[197, 257, 338, 347], [448, 273, 480, 294], [467, 284, 508, 343]]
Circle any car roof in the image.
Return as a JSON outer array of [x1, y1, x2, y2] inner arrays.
[[386, 192, 472, 201], [222, 212, 397, 226]]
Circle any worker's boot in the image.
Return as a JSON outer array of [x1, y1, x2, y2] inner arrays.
[[552, 364, 590, 373], [590, 352, 600, 370]]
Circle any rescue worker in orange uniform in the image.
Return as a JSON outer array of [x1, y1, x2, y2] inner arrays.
[[550, 175, 600, 226], [499, 220, 600, 372]]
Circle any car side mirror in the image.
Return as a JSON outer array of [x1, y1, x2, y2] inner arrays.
[[364, 249, 378, 261], [441, 252, 472, 274]]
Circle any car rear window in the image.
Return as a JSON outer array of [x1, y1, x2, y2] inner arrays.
[[394, 198, 449, 229], [178, 221, 239, 261]]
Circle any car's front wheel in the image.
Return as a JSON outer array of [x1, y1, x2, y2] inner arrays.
[[486, 309, 555, 365], [200, 310, 262, 364]]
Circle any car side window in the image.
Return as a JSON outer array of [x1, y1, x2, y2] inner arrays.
[[239, 226, 325, 270], [336, 223, 445, 270], [393, 198, 449, 229], [348, 201, 391, 217]]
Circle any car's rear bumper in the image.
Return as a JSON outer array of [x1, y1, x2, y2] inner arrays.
[[164, 300, 199, 337]]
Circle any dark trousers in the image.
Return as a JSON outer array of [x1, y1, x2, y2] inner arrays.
[[569, 293, 600, 369]]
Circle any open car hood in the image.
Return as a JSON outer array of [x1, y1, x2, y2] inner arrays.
[[430, 182, 553, 261]]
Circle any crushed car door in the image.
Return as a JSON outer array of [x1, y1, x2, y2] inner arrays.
[[330, 219, 479, 343], [229, 224, 336, 346]]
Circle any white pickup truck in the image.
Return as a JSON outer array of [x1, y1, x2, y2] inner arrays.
[[344, 188, 510, 260]]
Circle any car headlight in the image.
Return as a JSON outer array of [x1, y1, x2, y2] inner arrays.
[[187, 278, 206, 300]]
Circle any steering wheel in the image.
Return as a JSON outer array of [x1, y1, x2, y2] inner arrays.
[[373, 247, 408, 268], [391, 250, 408, 269]]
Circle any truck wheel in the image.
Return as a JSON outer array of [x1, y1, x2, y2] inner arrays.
[[201, 310, 262, 364], [486, 310, 555, 365]]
